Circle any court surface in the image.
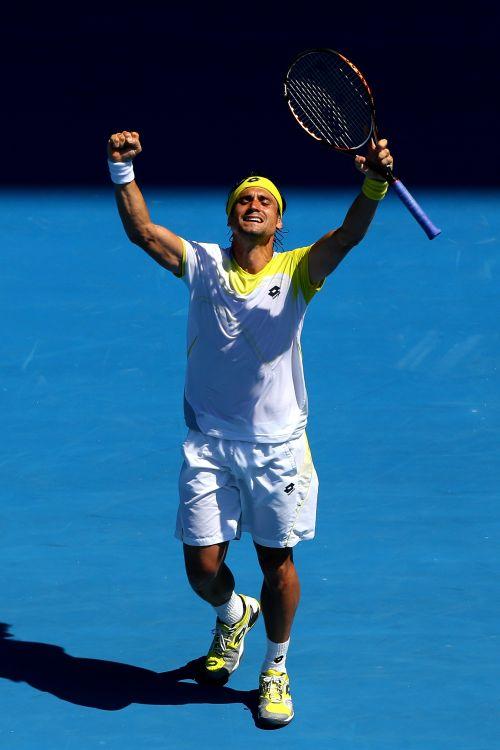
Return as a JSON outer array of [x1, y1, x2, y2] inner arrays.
[[1, 187, 498, 749]]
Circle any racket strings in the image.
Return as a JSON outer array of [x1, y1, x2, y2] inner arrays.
[[288, 80, 367, 149], [286, 52, 373, 150], [289, 67, 369, 147], [287, 75, 367, 148], [289, 78, 352, 148], [296, 54, 371, 127]]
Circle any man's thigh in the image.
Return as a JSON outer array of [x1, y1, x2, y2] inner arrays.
[[175, 430, 242, 546], [237, 432, 319, 548]]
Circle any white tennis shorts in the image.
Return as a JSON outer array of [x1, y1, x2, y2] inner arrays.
[[175, 429, 319, 548]]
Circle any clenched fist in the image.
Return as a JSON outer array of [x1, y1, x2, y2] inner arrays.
[[108, 131, 142, 162]]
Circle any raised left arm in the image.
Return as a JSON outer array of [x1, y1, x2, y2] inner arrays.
[[308, 139, 393, 284]]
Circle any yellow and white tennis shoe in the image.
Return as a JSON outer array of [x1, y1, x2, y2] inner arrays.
[[202, 594, 260, 684], [258, 669, 294, 726]]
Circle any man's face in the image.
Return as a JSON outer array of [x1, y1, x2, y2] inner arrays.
[[228, 187, 283, 239]]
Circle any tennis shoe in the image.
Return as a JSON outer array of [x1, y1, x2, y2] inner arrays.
[[201, 594, 260, 685], [257, 669, 294, 726]]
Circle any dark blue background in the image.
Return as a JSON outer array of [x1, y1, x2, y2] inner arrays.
[[3, 3, 498, 186]]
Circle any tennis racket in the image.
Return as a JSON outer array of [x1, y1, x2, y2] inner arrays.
[[284, 48, 441, 240]]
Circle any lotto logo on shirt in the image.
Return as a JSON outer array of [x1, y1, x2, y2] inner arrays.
[[268, 286, 281, 298]]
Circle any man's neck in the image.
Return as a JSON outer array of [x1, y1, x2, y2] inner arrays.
[[231, 236, 275, 274]]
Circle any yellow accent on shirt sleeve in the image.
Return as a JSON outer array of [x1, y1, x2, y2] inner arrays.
[[176, 237, 187, 278], [290, 246, 325, 304]]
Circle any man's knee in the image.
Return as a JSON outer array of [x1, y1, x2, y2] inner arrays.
[[255, 543, 296, 588], [183, 542, 228, 594]]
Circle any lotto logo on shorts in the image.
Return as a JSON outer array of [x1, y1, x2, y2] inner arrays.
[[268, 286, 281, 298], [284, 483, 295, 495]]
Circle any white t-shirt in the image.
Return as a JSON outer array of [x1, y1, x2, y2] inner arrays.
[[179, 239, 323, 443]]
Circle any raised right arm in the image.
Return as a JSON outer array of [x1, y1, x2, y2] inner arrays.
[[108, 131, 184, 276]]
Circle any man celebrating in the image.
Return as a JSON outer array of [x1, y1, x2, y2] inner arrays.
[[108, 131, 393, 727]]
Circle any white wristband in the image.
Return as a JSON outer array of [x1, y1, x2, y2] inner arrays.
[[108, 159, 135, 185]]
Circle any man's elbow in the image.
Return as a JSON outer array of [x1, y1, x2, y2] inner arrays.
[[126, 222, 156, 249], [337, 225, 368, 251]]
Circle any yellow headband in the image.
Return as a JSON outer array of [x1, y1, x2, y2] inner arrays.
[[226, 176, 284, 217]]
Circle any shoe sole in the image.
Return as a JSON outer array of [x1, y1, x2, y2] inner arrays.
[[257, 710, 294, 728]]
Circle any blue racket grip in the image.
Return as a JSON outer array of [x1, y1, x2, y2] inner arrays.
[[391, 179, 441, 240]]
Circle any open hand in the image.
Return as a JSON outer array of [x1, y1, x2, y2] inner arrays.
[[355, 138, 393, 181], [107, 131, 142, 162]]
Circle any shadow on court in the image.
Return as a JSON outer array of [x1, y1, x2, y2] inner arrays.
[[0, 623, 280, 730]]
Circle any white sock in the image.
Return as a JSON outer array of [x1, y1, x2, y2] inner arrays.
[[214, 591, 244, 626], [261, 637, 290, 673]]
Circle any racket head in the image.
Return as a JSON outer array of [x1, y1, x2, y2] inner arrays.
[[284, 48, 376, 152]]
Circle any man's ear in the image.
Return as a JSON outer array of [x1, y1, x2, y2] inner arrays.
[[277, 215, 283, 230]]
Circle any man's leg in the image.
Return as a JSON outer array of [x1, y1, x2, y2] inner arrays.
[[183, 541, 260, 684], [255, 543, 298, 726], [183, 541, 233, 606], [255, 543, 299, 648]]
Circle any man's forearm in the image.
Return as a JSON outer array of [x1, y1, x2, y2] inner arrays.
[[114, 180, 153, 245], [335, 191, 380, 251]]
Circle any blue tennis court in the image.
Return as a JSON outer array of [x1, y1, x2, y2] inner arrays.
[[1, 188, 498, 748]]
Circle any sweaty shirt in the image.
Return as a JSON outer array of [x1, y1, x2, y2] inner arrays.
[[179, 239, 323, 443]]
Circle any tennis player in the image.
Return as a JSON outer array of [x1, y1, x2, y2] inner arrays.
[[107, 131, 393, 727]]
